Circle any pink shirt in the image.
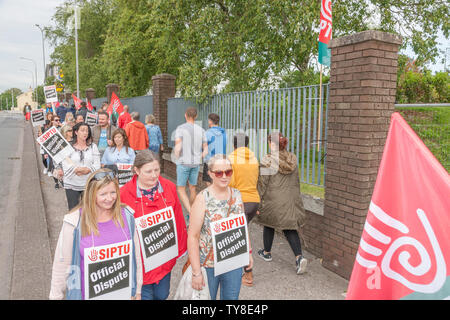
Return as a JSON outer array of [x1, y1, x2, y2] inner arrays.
[[80, 210, 131, 300]]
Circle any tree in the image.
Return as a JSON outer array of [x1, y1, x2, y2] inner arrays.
[[46, 0, 115, 97], [47, 0, 449, 101], [0, 88, 23, 110]]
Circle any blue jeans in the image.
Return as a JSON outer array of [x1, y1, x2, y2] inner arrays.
[[141, 272, 171, 300], [205, 267, 242, 300], [176, 164, 200, 186]]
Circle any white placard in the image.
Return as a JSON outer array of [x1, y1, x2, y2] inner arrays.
[[31, 109, 45, 127], [36, 126, 74, 164], [86, 111, 98, 127], [116, 163, 133, 187], [84, 240, 132, 300], [44, 85, 58, 103], [211, 214, 249, 276], [136, 206, 178, 273]]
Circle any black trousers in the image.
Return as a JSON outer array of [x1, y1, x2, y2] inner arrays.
[[263, 226, 302, 257], [65, 189, 83, 211], [243, 202, 259, 223]]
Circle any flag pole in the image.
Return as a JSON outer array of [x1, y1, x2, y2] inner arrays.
[[318, 63, 323, 150]]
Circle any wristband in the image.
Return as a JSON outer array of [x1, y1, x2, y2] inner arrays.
[[192, 271, 202, 277]]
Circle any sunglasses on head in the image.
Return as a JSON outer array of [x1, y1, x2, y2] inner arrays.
[[210, 169, 233, 178], [92, 170, 116, 181]]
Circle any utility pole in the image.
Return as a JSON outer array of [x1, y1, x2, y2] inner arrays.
[[74, 1, 80, 98], [35, 24, 46, 83]]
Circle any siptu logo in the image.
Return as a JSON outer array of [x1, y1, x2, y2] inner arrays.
[[356, 201, 446, 294], [88, 249, 98, 262], [213, 223, 221, 234], [139, 218, 147, 229]]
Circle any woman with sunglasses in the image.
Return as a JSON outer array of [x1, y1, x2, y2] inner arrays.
[[255, 132, 307, 275], [62, 122, 101, 210], [120, 150, 187, 300], [49, 168, 143, 300], [188, 154, 253, 300]]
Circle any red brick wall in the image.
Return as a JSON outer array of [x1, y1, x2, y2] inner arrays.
[[152, 74, 176, 149], [322, 31, 402, 279]]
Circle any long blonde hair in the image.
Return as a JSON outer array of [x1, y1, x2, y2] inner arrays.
[[80, 168, 124, 237]]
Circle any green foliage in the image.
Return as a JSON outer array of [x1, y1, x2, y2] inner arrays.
[[46, 0, 449, 101], [46, 0, 115, 97], [396, 70, 450, 103], [280, 68, 330, 88], [397, 107, 450, 172], [32, 86, 46, 105], [0, 88, 23, 110]]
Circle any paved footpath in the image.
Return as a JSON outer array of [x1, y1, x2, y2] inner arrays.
[[31, 122, 348, 300], [1, 113, 52, 300]]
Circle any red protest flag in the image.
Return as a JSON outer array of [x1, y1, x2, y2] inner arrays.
[[86, 99, 94, 111], [107, 92, 124, 115], [346, 112, 450, 300], [72, 94, 83, 110]]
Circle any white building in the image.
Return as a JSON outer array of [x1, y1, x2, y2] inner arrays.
[[16, 87, 38, 112]]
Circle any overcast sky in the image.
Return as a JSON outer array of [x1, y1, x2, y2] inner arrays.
[[0, 0, 448, 94], [0, 0, 61, 93]]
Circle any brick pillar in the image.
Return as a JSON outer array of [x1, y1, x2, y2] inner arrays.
[[85, 88, 96, 102], [106, 84, 120, 103], [322, 30, 402, 279], [152, 73, 176, 150], [65, 92, 71, 102]]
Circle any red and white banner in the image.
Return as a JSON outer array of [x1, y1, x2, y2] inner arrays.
[[346, 112, 450, 300], [52, 101, 60, 109], [72, 94, 83, 110], [107, 92, 124, 116], [319, 0, 332, 44], [87, 99, 94, 111]]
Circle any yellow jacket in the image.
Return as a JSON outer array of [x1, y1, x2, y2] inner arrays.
[[228, 147, 260, 203]]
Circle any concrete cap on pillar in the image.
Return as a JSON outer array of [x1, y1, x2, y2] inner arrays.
[[328, 30, 402, 49]]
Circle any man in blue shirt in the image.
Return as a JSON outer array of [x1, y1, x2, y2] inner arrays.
[[203, 113, 227, 186], [92, 111, 117, 157]]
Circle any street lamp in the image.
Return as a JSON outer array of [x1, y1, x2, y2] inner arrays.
[[20, 56, 38, 105], [35, 24, 46, 83]]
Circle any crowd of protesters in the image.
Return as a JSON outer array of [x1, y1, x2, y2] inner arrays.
[[29, 102, 307, 300]]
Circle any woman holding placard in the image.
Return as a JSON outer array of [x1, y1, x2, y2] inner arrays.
[[188, 154, 253, 300], [120, 150, 187, 300], [49, 168, 143, 300], [62, 122, 101, 210]]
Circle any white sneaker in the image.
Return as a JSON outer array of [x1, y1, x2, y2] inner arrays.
[[43, 168, 48, 175], [296, 256, 307, 274], [48, 171, 53, 177]]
